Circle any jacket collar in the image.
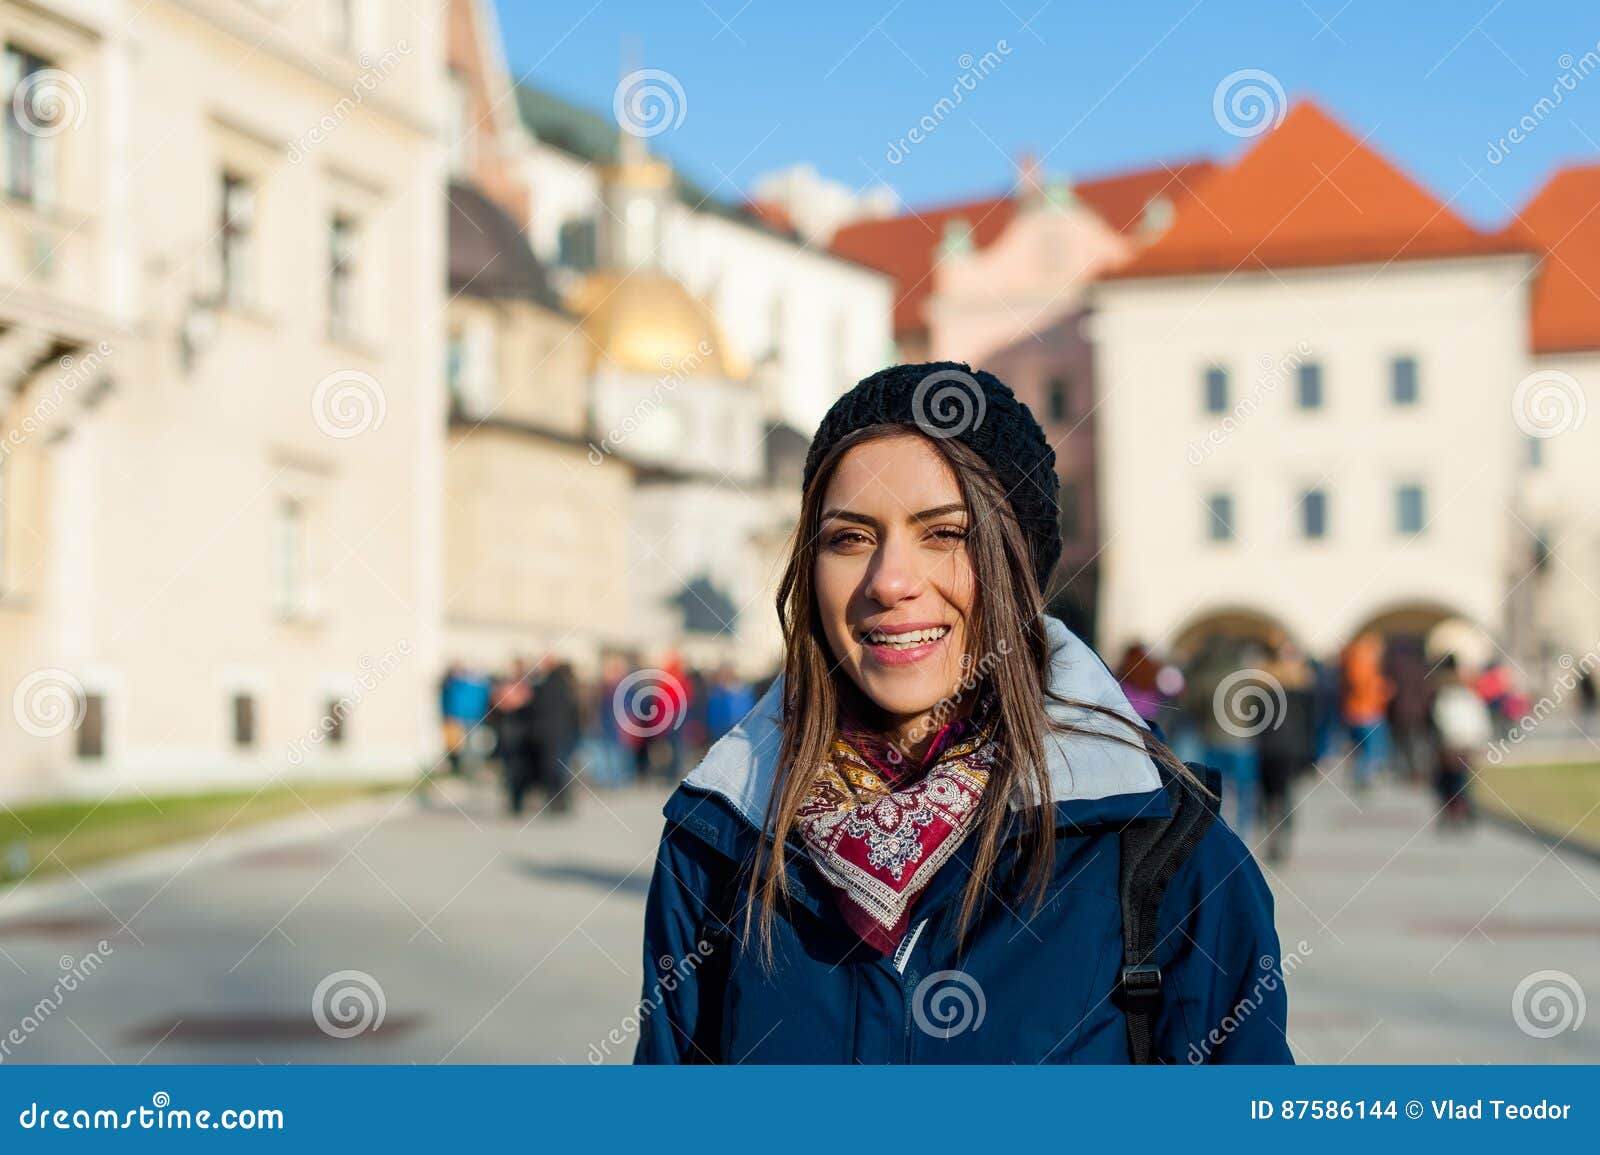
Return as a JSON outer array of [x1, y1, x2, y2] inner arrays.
[[679, 614, 1168, 840]]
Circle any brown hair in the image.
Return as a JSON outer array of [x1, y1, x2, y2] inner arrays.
[[749, 423, 1192, 960]]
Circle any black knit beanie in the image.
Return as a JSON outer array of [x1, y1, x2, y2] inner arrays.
[[802, 361, 1062, 592]]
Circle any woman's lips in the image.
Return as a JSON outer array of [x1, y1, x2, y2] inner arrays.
[[860, 624, 950, 668]]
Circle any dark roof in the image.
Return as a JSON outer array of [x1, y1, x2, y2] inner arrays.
[[516, 84, 622, 165], [446, 181, 563, 310], [513, 83, 853, 257], [764, 419, 811, 487]]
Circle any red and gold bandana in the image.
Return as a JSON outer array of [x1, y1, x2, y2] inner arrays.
[[795, 710, 999, 954]]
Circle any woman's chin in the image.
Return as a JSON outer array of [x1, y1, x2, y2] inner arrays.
[[854, 671, 961, 722]]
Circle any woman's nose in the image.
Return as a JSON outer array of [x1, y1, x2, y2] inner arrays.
[[864, 534, 921, 606]]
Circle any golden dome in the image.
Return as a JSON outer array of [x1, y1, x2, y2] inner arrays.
[[567, 271, 748, 381]]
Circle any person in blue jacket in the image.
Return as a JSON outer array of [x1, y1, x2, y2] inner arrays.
[[634, 362, 1293, 1065]]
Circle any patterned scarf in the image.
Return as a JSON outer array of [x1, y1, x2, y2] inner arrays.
[[795, 697, 1000, 955]]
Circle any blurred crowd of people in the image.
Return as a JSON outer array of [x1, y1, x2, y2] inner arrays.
[[1113, 632, 1592, 864], [438, 656, 771, 816], [437, 633, 1596, 850]]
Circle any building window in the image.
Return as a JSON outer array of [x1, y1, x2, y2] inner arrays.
[[274, 497, 306, 617], [1205, 492, 1235, 542], [1059, 480, 1081, 543], [76, 693, 105, 760], [1297, 362, 1322, 409], [1395, 483, 1426, 535], [445, 327, 467, 405], [557, 218, 597, 271], [1391, 356, 1419, 405], [1047, 375, 1072, 423], [1203, 366, 1229, 414], [232, 693, 257, 748], [0, 456, 8, 593], [324, 698, 347, 746], [219, 172, 256, 308], [328, 214, 358, 340], [1300, 487, 1328, 539], [3, 44, 56, 205], [1532, 526, 1552, 573], [446, 69, 472, 176], [328, 0, 356, 51]]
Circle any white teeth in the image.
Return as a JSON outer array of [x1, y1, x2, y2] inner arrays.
[[866, 625, 949, 647]]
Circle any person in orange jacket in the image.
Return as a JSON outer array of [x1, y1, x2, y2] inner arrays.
[[1341, 632, 1394, 789]]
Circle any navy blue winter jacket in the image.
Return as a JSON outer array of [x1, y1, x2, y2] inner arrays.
[[634, 617, 1293, 1064]]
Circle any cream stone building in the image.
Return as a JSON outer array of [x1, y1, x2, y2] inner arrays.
[[1091, 102, 1538, 664], [0, 0, 446, 800], [439, 0, 632, 677], [1516, 165, 1600, 673]]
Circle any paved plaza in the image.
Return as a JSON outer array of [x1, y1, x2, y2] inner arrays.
[[0, 765, 1595, 1064]]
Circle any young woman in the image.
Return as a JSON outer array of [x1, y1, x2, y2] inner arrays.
[[634, 362, 1292, 1064]]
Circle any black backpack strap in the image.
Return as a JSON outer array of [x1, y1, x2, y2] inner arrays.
[[1116, 761, 1222, 1063]]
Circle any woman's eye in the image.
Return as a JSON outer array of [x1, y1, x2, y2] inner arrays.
[[827, 529, 872, 548], [929, 527, 968, 544]]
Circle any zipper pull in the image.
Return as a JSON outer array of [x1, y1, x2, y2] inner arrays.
[[892, 917, 929, 975]]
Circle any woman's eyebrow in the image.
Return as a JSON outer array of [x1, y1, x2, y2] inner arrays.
[[820, 503, 967, 527], [820, 508, 878, 528]]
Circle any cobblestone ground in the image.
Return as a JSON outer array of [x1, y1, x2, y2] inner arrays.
[[0, 766, 1594, 1064]]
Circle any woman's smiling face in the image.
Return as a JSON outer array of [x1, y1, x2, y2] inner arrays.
[[813, 432, 977, 729]]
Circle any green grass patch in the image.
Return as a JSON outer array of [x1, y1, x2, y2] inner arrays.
[[1476, 760, 1600, 852], [0, 780, 404, 885]]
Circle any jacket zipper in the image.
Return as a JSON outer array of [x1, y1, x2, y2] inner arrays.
[[895, 917, 929, 1063], [891, 917, 928, 975]]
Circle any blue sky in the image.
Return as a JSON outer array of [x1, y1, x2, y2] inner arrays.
[[492, 0, 1600, 227]]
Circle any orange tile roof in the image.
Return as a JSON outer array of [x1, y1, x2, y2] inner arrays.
[[1520, 165, 1600, 354], [827, 163, 1213, 340], [1074, 160, 1217, 234], [742, 198, 799, 238], [830, 195, 1015, 339], [1105, 100, 1533, 281]]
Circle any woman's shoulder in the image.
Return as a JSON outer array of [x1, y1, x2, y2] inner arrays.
[[1160, 812, 1279, 945], [661, 780, 760, 863]]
